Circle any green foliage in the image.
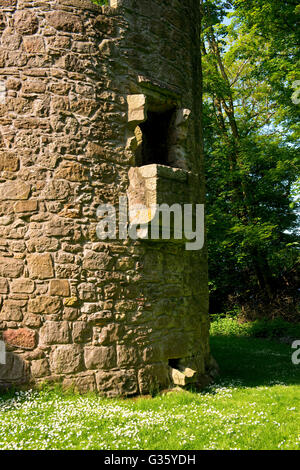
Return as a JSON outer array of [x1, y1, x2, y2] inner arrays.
[[231, 0, 300, 131], [202, 0, 300, 313], [91, 0, 109, 5], [210, 315, 254, 336], [211, 315, 300, 340]]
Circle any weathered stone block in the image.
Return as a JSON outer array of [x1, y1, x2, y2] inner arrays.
[[0, 181, 30, 200], [117, 345, 140, 367], [57, 0, 100, 11], [54, 161, 89, 182], [0, 257, 24, 278], [49, 279, 70, 297], [23, 313, 42, 328], [0, 278, 9, 294], [23, 36, 45, 53], [69, 96, 97, 117], [0, 153, 19, 172], [63, 307, 79, 321], [95, 369, 138, 397], [28, 296, 61, 315], [127, 94, 146, 123], [78, 283, 96, 301], [6, 78, 21, 90], [39, 321, 70, 345], [14, 200, 38, 213], [0, 0, 17, 7], [138, 364, 171, 395], [1, 28, 21, 50], [26, 237, 59, 253], [50, 345, 83, 374], [46, 35, 71, 51], [3, 328, 36, 350], [87, 311, 113, 325], [72, 322, 92, 343], [14, 10, 38, 35], [93, 324, 123, 346], [22, 80, 47, 94], [62, 373, 96, 393], [84, 346, 116, 370], [11, 279, 35, 294], [0, 299, 23, 322], [82, 251, 112, 271], [47, 11, 83, 33], [114, 300, 136, 313], [42, 180, 71, 200], [27, 254, 54, 280], [143, 345, 163, 364], [116, 257, 135, 271], [45, 219, 77, 238], [49, 82, 71, 95], [30, 358, 50, 378], [86, 142, 105, 159]]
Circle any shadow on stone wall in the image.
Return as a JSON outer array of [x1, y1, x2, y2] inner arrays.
[[0, 352, 29, 391]]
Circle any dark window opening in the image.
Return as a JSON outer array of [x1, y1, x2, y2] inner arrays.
[[168, 358, 181, 369], [136, 108, 176, 167]]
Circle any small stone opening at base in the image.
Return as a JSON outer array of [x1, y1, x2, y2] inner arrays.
[[135, 108, 176, 167], [168, 358, 181, 369], [168, 358, 199, 387]]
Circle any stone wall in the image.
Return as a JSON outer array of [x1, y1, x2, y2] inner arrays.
[[0, 0, 216, 396]]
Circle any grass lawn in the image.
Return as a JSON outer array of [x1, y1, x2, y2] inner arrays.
[[0, 319, 299, 450]]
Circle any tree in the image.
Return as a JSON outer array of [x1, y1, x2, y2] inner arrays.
[[201, 0, 299, 317]]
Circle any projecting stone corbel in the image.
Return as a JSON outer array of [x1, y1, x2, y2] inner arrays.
[[127, 94, 147, 125]]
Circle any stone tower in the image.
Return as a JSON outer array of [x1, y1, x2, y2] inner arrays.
[[0, 0, 216, 396]]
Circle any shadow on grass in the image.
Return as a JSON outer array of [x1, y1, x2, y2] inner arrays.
[[210, 335, 300, 388]]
